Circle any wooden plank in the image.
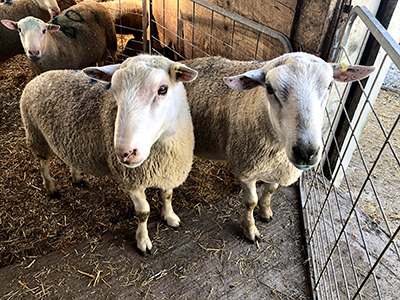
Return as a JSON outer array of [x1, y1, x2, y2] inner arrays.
[[150, 0, 344, 61], [151, 0, 296, 61], [291, 0, 343, 57], [207, 0, 297, 37]]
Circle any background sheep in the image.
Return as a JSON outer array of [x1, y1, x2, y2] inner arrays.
[[56, 0, 76, 11], [100, 0, 142, 37], [0, 0, 60, 62], [20, 55, 198, 254], [1, 0, 118, 74], [183, 53, 375, 242]]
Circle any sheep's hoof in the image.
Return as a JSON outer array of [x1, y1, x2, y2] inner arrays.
[[168, 222, 182, 231], [251, 233, 262, 243], [162, 214, 181, 228], [159, 219, 182, 232], [136, 235, 153, 256], [259, 215, 273, 223], [244, 234, 262, 244], [243, 226, 262, 243], [138, 247, 154, 256], [257, 208, 273, 222]]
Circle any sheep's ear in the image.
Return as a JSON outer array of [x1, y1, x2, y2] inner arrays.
[[170, 63, 198, 83], [1, 20, 18, 30], [223, 69, 266, 90], [330, 63, 375, 82], [46, 23, 60, 32], [83, 64, 121, 82]]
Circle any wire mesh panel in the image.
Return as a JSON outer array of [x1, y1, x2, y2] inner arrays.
[[148, 0, 292, 61], [301, 6, 400, 300]]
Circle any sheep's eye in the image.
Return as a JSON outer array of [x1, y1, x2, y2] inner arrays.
[[158, 85, 168, 96], [17, 27, 21, 32], [42, 29, 46, 34], [266, 84, 274, 95]]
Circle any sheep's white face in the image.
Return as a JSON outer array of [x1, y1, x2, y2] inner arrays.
[[224, 52, 375, 171], [1, 17, 60, 62], [264, 57, 331, 170], [83, 56, 198, 168], [112, 65, 181, 167]]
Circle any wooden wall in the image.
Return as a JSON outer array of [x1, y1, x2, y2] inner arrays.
[[150, 0, 343, 61]]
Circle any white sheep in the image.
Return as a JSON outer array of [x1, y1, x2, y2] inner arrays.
[[1, 0, 118, 74], [183, 53, 375, 242], [0, 0, 60, 62], [20, 55, 198, 254]]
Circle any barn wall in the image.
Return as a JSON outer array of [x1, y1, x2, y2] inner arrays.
[[290, 0, 346, 58], [150, 0, 342, 60]]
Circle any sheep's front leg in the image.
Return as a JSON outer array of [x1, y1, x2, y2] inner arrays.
[[128, 188, 152, 254], [39, 158, 57, 196], [258, 182, 278, 221], [240, 179, 261, 242], [160, 189, 181, 227]]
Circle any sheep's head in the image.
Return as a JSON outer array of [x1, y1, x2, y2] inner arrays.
[[83, 55, 198, 168], [36, 0, 61, 17], [1, 17, 60, 61], [224, 52, 375, 171]]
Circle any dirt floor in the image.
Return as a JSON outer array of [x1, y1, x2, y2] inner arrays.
[[0, 55, 310, 299]]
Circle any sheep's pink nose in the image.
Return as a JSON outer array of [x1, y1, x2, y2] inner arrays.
[[28, 50, 40, 60], [116, 148, 141, 165]]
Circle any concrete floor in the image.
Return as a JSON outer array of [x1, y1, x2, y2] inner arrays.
[[0, 185, 310, 300]]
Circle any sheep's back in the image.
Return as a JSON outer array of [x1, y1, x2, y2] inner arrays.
[[21, 70, 115, 175], [42, 1, 116, 71], [49, 1, 111, 43], [183, 57, 268, 161], [183, 57, 301, 185]]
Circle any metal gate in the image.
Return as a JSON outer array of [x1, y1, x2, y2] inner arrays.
[[300, 6, 400, 300]]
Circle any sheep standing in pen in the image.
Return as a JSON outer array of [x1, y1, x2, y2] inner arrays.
[[1, 0, 118, 74], [183, 53, 375, 242], [0, 0, 60, 62], [100, 0, 142, 37], [19, 55, 198, 254]]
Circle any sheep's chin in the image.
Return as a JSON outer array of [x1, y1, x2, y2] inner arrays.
[[28, 56, 41, 62], [121, 159, 145, 168], [293, 164, 314, 171]]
